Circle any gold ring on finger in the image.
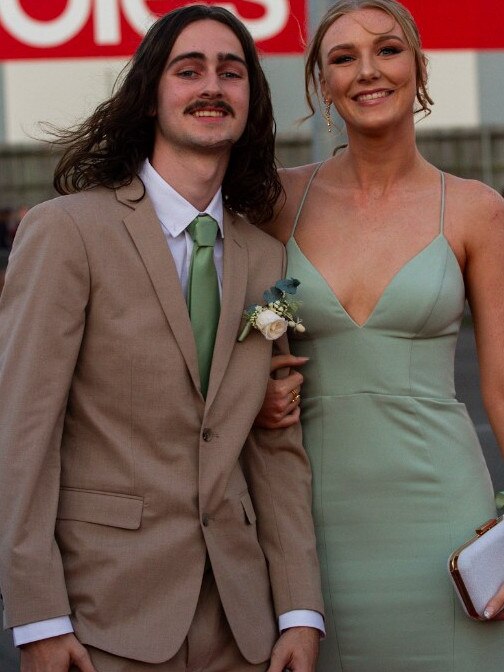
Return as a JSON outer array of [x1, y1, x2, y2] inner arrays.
[[290, 388, 299, 403]]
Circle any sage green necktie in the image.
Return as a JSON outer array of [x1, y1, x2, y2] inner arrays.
[[187, 214, 220, 397]]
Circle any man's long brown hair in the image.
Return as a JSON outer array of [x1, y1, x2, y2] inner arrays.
[[51, 4, 282, 225]]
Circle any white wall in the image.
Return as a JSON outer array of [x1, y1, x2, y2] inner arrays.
[[1, 49, 483, 144], [4, 58, 125, 143], [419, 51, 480, 130]]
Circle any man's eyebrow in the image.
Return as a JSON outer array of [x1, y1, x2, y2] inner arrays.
[[218, 52, 247, 67], [167, 51, 247, 68]]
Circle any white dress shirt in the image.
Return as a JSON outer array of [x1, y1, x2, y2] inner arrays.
[[13, 160, 324, 646]]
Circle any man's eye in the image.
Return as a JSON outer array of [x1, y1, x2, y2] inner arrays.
[[220, 71, 242, 79], [177, 69, 198, 78]]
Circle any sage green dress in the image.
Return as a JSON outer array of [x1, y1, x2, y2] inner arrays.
[[287, 169, 504, 671]]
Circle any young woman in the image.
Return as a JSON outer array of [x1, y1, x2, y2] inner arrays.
[[259, 1, 504, 669]]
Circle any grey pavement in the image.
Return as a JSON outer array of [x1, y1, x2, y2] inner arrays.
[[0, 321, 503, 671], [0, 622, 18, 670]]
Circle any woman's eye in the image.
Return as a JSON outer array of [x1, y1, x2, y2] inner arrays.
[[379, 46, 402, 56], [332, 55, 354, 65]]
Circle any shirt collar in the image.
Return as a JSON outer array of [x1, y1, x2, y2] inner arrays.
[[138, 159, 224, 238]]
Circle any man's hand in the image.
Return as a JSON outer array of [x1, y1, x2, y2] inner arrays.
[[255, 355, 308, 429], [20, 633, 97, 672], [267, 627, 319, 672]]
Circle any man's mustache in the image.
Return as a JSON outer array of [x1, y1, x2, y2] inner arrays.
[[184, 100, 235, 117]]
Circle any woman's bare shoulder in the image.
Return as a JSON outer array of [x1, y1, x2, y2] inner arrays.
[[444, 173, 504, 254], [262, 163, 323, 244], [279, 162, 322, 189], [445, 173, 504, 225]]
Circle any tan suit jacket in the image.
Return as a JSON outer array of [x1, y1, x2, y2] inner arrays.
[[0, 178, 323, 664]]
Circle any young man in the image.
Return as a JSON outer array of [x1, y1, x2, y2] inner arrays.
[[0, 5, 323, 672]]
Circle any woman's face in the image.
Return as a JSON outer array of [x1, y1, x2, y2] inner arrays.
[[319, 8, 417, 134]]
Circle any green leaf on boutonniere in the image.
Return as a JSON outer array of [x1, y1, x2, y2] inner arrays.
[[263, 287, 283, 304], [244, 305, 259, 319], [275, 278, 300, 295]]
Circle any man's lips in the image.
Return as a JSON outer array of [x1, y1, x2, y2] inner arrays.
[[185, 101, 234, 117], [353, 89, 392, 102]]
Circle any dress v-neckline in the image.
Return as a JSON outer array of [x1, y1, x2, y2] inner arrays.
[[288, 169, 454, 329], [288, 234, 450, 329]]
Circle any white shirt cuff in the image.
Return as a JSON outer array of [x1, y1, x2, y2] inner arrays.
[[279, 609, 325, 636], [13, 616, 74, 647]]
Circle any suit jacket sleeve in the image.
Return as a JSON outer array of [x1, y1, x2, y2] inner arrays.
[[240, 247, 324, 619], [0, 201, 89, 627]]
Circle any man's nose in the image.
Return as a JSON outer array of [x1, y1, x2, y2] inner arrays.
[[200, 72, 224, 97]]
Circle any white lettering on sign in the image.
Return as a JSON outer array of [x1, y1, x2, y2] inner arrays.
[[121, 0, 158, 35], [0, 0, 291, 48], [95, 0, 122, 45], [0, 0, 91, 47], [218, 1, 290, 42]]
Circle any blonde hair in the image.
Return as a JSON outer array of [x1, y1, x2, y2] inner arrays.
[[305, 0, 433, 118]]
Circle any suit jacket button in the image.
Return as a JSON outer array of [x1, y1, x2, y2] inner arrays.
[[202, 514, 210, 527], [202, 428, 212, 442]]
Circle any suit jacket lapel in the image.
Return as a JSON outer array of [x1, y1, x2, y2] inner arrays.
[[206, 212, 248, 408], [117, 179, 201, 393]]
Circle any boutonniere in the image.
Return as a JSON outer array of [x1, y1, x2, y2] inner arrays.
[[238, 278, 306, 342]]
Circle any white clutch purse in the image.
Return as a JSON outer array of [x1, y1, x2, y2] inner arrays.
[[448, 516, 504, 620]]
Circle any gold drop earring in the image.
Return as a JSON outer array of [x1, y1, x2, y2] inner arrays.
[[323, 98, 332, 133]]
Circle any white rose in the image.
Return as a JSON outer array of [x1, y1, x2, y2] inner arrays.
[[255, 309, 288, 340]]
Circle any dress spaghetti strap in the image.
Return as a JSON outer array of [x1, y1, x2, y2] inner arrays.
[[439, 171, 446, 235], [291, 165, 446, 237], [291, 162, 324, 238]]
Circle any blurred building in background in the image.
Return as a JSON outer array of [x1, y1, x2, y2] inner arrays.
[[0, 0, 503, 210]]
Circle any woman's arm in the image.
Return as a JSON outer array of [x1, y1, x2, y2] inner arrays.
[[255, 165, 322, 429], [464, 182, 504, 457], [463, 180, 504, 620]]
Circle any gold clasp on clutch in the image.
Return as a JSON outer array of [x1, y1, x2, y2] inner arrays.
[[475, 518, 498, 536]]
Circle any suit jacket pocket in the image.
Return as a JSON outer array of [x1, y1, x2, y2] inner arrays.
[[57, 487, 144, 530], [240, 492, 257, 525]]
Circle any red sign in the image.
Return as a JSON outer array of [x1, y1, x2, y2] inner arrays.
[[0, 0, 307, 60], [401, 0, 504, 50]]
